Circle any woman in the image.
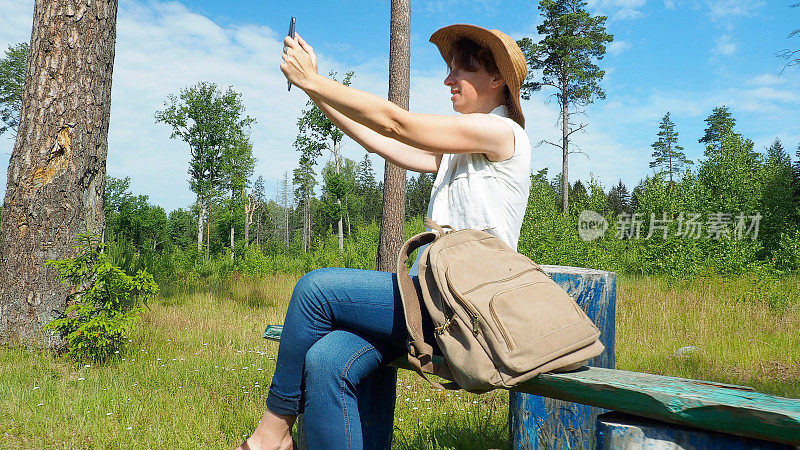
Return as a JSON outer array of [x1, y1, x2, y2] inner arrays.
[[239, 24, 531, 450]]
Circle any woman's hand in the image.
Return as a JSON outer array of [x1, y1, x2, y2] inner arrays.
[[281, 33, 318, 90]]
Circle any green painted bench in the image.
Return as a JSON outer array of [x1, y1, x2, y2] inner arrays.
[[264, 325, 800, 447]]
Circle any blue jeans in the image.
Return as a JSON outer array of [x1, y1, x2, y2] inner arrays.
[[266, 268, 435, 449]]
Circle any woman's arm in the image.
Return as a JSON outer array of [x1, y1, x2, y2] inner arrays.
[[282, 35, 514, 162], [308, 92, 441, 173]]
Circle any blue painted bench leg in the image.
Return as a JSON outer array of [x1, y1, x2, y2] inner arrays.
[[596, 411, 795, 449], [509, 266, 616, 450]]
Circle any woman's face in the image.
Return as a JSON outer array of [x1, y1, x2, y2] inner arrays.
[[444, 57, 502, 114]]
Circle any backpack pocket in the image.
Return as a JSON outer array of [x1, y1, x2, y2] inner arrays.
[[444, 256, 600, 375], [489, 281, 600, 373]]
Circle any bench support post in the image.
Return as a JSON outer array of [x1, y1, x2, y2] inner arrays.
[[596, 411, 795, 449], [509, 266, 616, 449]]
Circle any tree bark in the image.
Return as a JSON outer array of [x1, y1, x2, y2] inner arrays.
[[0, 0, 118, 346], [376, 0, 410, 272]]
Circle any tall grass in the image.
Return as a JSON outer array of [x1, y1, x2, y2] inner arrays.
[[616, 273, 800, 397], [1, 272, 798, 448]]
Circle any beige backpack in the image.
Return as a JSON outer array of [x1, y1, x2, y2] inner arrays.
[[396, 219, 605, 392]]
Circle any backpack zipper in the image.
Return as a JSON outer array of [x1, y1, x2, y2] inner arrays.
[[446, 277, 483, 335], [460, 267, 542, 295], [489, 301, 515, 350]]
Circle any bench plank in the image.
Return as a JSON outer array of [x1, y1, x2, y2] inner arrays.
[[264, 325, 800, 445]]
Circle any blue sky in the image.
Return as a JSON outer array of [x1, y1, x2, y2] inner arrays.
[[1, 0, 799, 211]]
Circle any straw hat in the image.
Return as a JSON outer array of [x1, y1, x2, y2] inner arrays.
[[430, 24, 528, 128]]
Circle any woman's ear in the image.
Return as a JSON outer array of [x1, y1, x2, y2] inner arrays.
[[490, 75, 505, 89]]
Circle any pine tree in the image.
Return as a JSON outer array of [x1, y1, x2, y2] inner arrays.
[[377, 0, 410, 271], [0, 0, 118, 345], [607, 180, 630, 215], [759, 138, 798, 254], [356, 154, 382, 223], [406, 172, 434, 218], [699, 106, 736, 157], [650, 112, 692, 186], [518, 0, 613, 213]]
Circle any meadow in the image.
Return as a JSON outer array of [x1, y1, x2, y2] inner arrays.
[[1, 272, 798, 449]]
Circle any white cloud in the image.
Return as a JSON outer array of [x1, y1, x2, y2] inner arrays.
[[750, 73, 784, 86], [588, 0, 647, 20], [713, 34, 737, 56], [0, 0, 396, 209], [422, 0, 500, 17], [706, 0, 765, 22], [664, 0, 675, 9], [0, 1, 31, 46], [607, 40, 632, 56]]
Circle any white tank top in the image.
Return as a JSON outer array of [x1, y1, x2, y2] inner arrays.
[[410, 105, 531, 275]]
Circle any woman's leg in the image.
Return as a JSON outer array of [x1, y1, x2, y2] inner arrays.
[[302, 330, 402, 449], [267, 267, 408, 417]]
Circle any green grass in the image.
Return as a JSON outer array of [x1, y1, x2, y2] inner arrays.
[[616, 273, 800, 397], [1, 273, 798, 448]]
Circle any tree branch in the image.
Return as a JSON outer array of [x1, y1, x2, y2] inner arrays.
[[566, 123, 587, 138], [537, 139, 563, 150]]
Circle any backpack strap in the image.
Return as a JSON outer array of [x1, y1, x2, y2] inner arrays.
[[396, 228, 459, 390]]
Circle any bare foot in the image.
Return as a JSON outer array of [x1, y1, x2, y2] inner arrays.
[[236, 408, 297, 450]]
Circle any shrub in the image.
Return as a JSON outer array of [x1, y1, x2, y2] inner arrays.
[[45, 234, 158, 363]]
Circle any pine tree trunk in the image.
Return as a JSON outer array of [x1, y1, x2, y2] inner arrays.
[[561, 99, 569, 213], [376, 0, 409, 272], [0, 0, 118, 346], [230, 223, 234, 262]]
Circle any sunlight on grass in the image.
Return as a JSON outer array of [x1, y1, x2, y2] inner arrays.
[[1, 273, 798, 448]]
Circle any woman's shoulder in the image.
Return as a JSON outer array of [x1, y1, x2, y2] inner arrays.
[[487, 107, 529, 142]]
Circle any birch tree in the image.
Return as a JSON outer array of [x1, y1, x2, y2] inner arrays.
[[155, 82, 253, 256]]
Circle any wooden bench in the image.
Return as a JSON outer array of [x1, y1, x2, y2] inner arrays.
[[263, 266, 800, 448], [264, 327, 800, 447]]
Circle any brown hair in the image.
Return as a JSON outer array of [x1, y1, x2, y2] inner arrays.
[[447, 38, 500, 75], [447, 38, 513, 117]]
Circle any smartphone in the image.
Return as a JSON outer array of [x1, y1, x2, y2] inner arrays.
[[285, 17, 296, 91]]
